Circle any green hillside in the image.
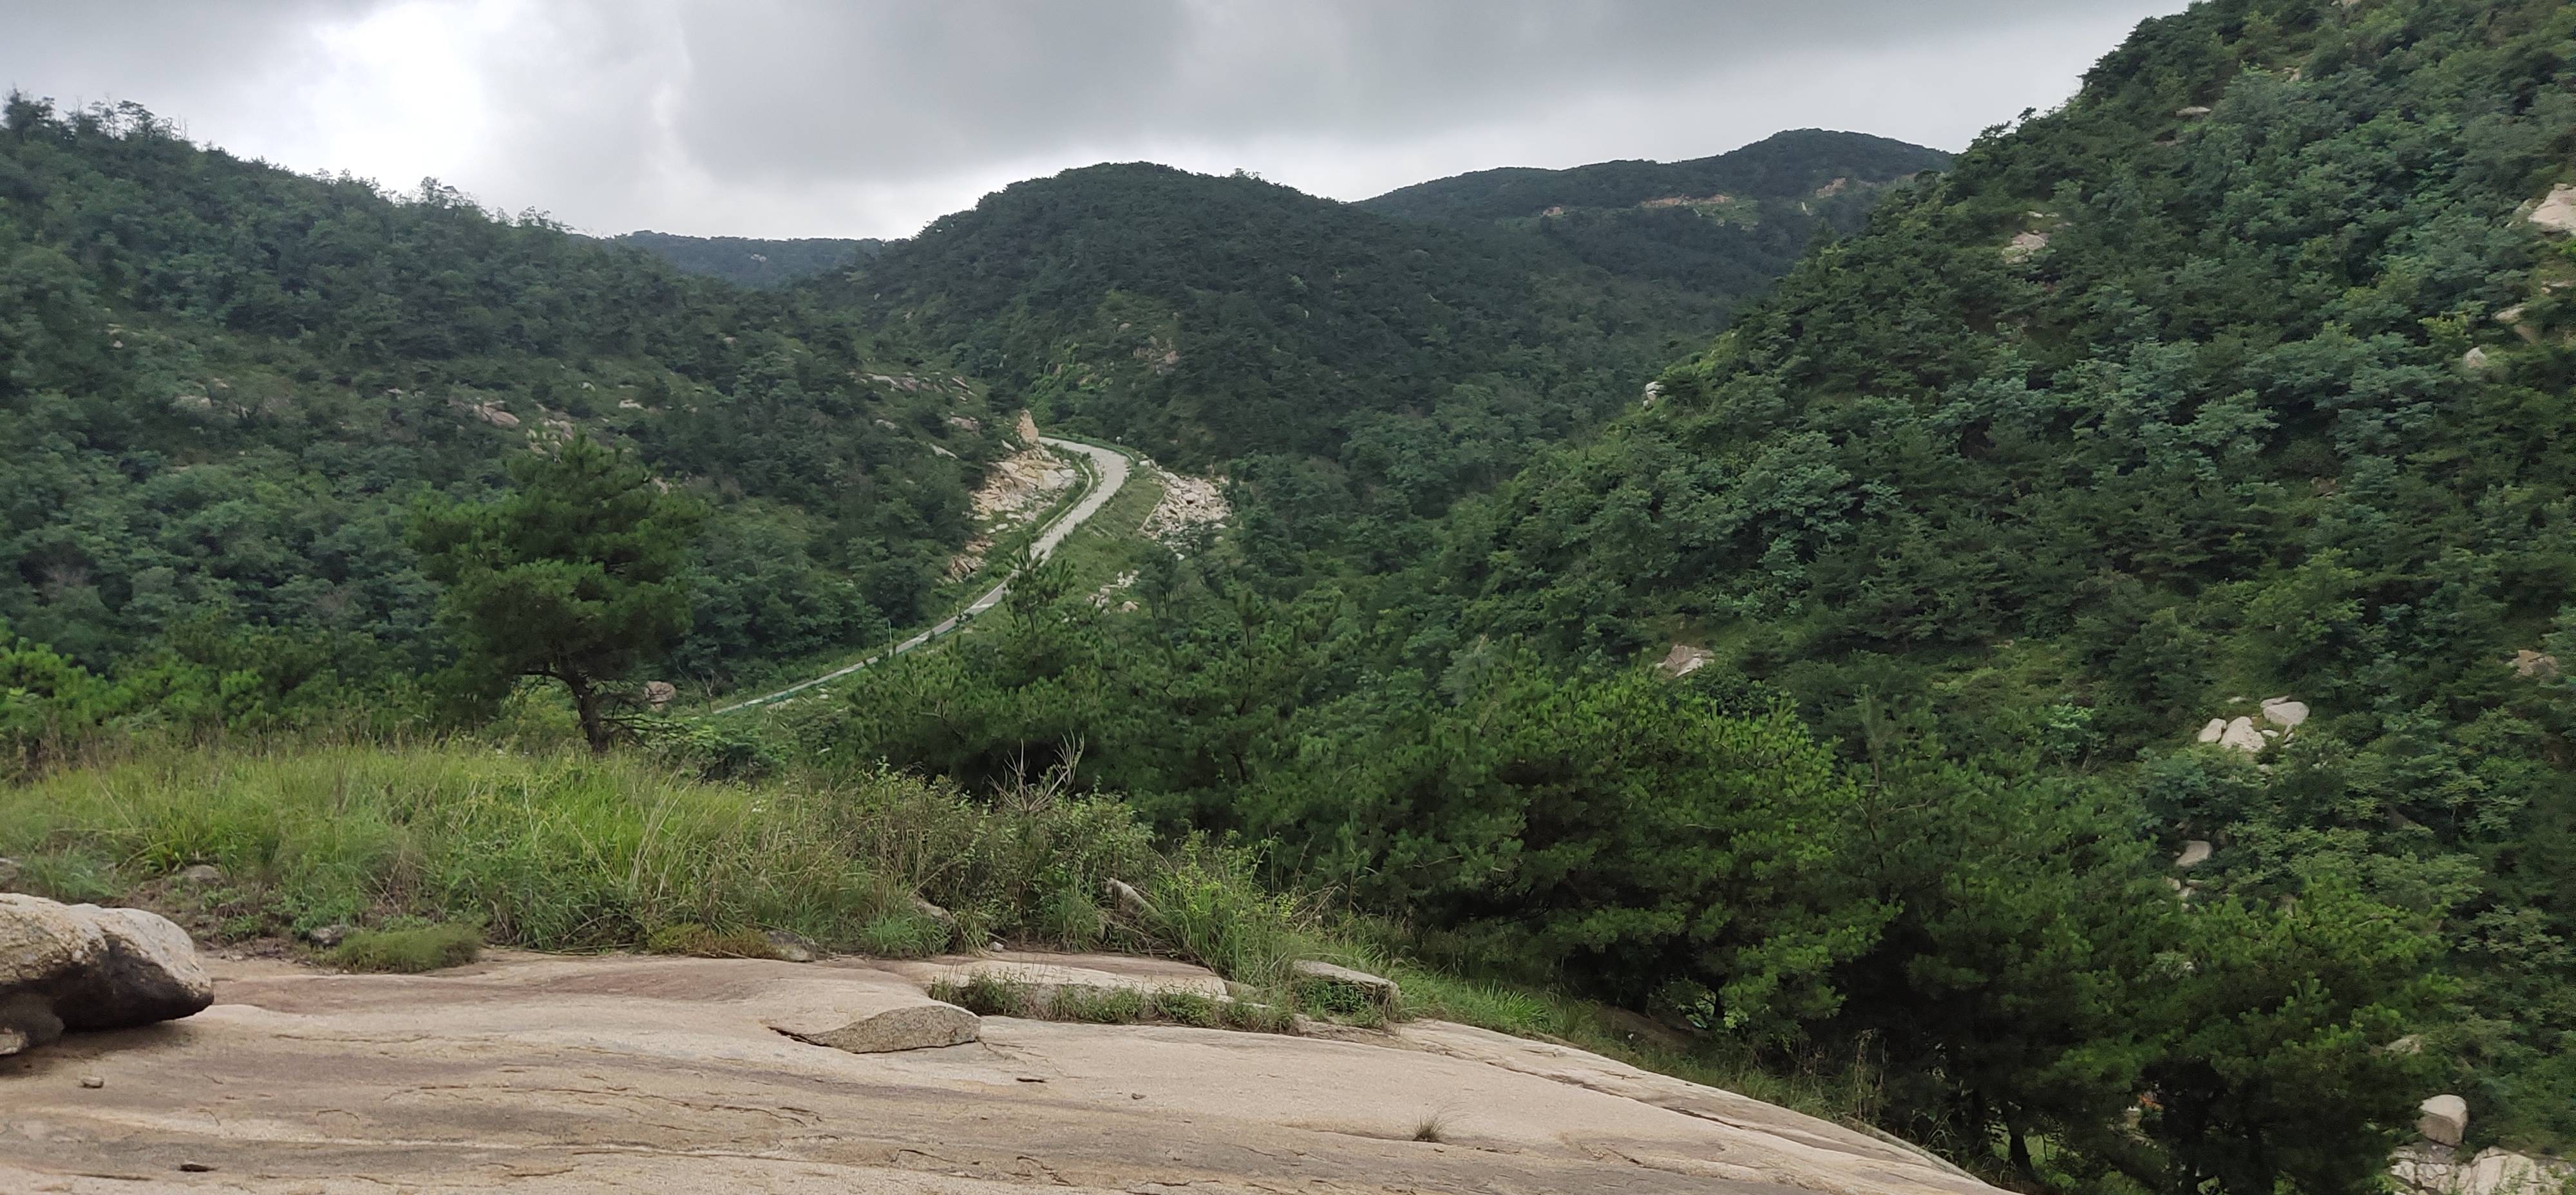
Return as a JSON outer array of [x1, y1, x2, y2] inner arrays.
[[799, 0, 2576, 1183], [0, 96, 1001, 698], [824, 162, 1715, 478], [1361, 129, 1952, 294], [1428, 0, 2576, 1151], [611, 229, 881, 288]]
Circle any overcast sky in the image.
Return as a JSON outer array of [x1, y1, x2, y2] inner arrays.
[[2, 0, 2187, 240]]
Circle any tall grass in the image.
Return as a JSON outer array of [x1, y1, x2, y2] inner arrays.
[[0, 738, 1879, 1133], [0, 741, 1153, 952]]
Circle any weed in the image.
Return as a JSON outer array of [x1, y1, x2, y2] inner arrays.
[[330, 923, 482, 973], [645, 923, 778, 959]]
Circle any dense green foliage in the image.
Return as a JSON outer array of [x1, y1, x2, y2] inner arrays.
[[8, 1, 2569, 1189], [1362, 129, 1953, 223], [0, 95, 998, 693], [610, 229, 880, 289], [828, 162, 1714, 476], [1363, 129, 1953, 295], [1411, 0, 2576, 1155], [779, 0, 2576, 1186], [410, 437, 703, 748]]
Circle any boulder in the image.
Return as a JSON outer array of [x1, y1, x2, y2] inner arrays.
[[0, 894, 213, 1045], [762, 930, 817, 964], [0, 990, 66, 1056], [304, 923, 351, 949], [2510, 650, 2559, 679], [2175, 840, 2213, 869], [2420, 1093, 2468, 1147], [2530, 183, 2576, 236], [911, 896, 960, 941], [768, 1000, 979, 1054], [56, 905, 216, 1030], [2003, 230, 2050, 262], [2461, 346, 2492, 370], [1657, 643, 1714, 678], [641, 681, 677, 710], [2196, 718, 2227, 743], [178, 863, 223, 885], [1, 892, 108, 988], [1106, 878, 1159, 922], [1291, 960, 1400, 1005], [2219, 716, 2266, 753], [2260, 698, 2309, 729]]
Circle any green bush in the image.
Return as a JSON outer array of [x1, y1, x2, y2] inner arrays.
[[330, 924, 482, 974], [645, 923, 779, 959]]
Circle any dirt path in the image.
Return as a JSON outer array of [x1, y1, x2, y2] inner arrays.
[[710, 437, 1129, 716]]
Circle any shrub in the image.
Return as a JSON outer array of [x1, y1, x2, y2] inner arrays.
[[330, 924, 482, 973]]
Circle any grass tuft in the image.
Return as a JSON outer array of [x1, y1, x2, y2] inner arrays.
[[644, 923, 778, 959], [330, 923, 482, 973]]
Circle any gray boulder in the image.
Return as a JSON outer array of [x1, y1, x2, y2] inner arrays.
[[2420, 1093, 2469, 1147], [59, 905, 216, 1030], [768, 1001, 980, 1054], [1292, 960, 1401, 1006], [0, 893, 214, 1051]]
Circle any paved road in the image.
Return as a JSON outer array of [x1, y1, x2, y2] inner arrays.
[[710, 436, 1130, 716]]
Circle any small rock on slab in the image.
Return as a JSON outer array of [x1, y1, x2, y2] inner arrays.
[[177, 863, 223, 885], [769, 1001, 979, 1054], [763, 930, 817, 964], [1291, 961, 1400, 1004], [304, 923, 350, 949], [2420, 1093, 2468, 1147], [79, 1075, 102, 1088]]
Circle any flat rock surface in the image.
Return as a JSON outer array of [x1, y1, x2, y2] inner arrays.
[[0, 950, 2000, 1195]]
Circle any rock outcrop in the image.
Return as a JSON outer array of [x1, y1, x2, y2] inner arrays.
[[2394, 1145, 2575, 1195], [2530, 183, 2576, 235], [0, 894, 213, 1053], [1293, 959, 1401, 1006], [0, 950, 2005, 1195]]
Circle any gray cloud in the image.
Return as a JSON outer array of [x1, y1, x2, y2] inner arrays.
[[0, 0, 2185, 238]]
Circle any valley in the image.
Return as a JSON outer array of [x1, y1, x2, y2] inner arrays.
[[6, 1, 2576, 1192]]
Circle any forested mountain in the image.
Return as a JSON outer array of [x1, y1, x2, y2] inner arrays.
[[1431, 0, 2576, 1154], [0, 96, 1003, 701], [824, 138, 1940, 527], [822, 162, 1713, 480], [1363, 129, 1951, 223], [1360, 130, 1951, 294], [808, 0, 2576, 1183], [610, 229, 880, 288]]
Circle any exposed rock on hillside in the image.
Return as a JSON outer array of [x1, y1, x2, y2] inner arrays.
[[1139, 461, 1229, 549], [2530, 183, 2576, 235], [0, 950, 2003, 1195]]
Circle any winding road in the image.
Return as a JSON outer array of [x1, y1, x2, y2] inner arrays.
[[710, 436, 1131, 716]]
